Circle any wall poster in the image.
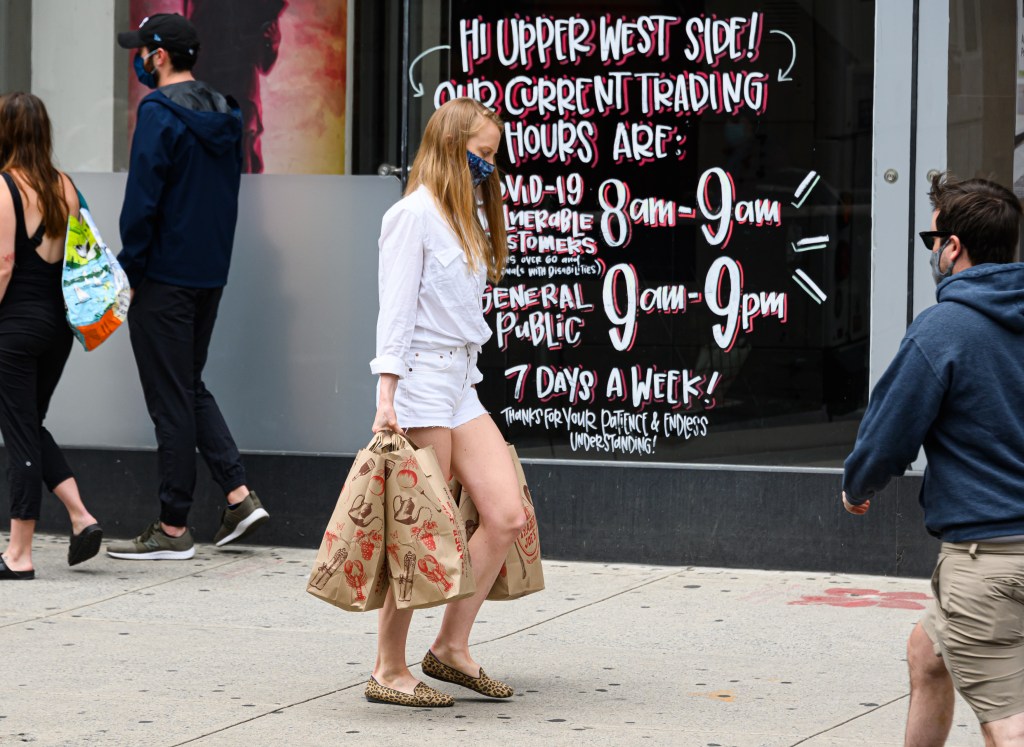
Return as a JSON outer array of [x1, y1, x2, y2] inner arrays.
[[436, 1, 875, 464], [128, 0, 347, 174]]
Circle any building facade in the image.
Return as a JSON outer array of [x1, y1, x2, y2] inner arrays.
[[0, 0, 1019, 575]]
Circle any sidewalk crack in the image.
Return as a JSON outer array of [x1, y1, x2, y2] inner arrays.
[[787, 693, 909, 746], [472, 567, 685, 647]]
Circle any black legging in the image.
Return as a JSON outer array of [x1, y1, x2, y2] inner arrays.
[[0, 172, 75, 520], [0, 315, 74, 519]]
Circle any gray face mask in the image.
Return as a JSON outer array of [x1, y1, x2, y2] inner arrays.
[[930, 240, 954, 285]]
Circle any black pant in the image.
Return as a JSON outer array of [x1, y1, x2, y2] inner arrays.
[[0, 307, 74, 521], [128, 280, 246, 527]]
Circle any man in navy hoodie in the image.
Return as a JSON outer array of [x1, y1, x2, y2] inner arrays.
[[843, 174, 1024, 745], [108, 14, 269, 562]]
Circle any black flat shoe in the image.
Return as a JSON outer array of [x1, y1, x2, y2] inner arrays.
[[68, 524, 104, 567], [0, 555, 34, 580]]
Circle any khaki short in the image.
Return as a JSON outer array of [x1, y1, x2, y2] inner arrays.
[[920, 541, 1024, 724]]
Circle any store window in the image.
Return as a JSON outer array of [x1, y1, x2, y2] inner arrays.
[[406, 0, 876, 466], [946, 0, 1016, 190], [1, 0, 879, 467], [0, 1, 31, 94]]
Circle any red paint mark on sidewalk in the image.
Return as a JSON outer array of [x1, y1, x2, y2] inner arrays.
[[789, 588, 930, 610]]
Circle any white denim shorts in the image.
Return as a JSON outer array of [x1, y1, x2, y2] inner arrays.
[[386, 344, 487, 430]]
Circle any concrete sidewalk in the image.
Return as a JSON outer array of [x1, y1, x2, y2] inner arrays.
[[1, 532, 982, 746]]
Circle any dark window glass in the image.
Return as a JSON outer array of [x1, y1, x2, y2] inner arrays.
[[359, 0, 875, 466], [0, 1, 32, 94], [947, 0, 1016, 189]]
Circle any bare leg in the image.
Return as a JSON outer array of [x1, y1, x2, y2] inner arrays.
[[371, 588, 418, 693], [982, 712, 1024, 747], [51, 477, 98, 535], [371, 426, 452, 693], [431, 415, 526, 676], [906, 621, 954, 747], [2, 518, 36, 571]]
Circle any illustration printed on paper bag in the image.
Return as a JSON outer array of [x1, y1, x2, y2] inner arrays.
[[395, 455, 420, 489], [323, 525, 340, 555], [416, 487, 445, 512], [387, 532, 419, 603], [354, 457, 375, 481], [516, 486, 540, 567], [386, 532, 418, 569], [411, 517, 439, 550], [368, 468, 386, 497], [397, 550, 416, 602], [393, 493, 432, 526], [386, 531, 400, 565], [348, 494, 382, 529], [310, 546, 349, 590], [437, 480, 463, 517], [436, 492, 469, 570], [418, 555, 454, 593], [344, 558, 369, 601], [371, 562, 391, 598], [353, 528, 383, 560]]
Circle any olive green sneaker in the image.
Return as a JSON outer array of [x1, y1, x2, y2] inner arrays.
[[107, 522, 195, 560], [214, 491, 270, 547]]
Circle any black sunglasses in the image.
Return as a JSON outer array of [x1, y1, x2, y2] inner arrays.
[[919, 231, 952, 251]]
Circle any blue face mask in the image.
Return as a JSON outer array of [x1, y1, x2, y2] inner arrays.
[[467, 151, 495, 186], [133, 51, 159, 89]]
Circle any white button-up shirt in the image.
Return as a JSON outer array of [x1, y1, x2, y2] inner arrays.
[[370, 185, 491, 379]]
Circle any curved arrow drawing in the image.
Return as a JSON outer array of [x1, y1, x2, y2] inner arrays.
[[769, 30, 796, 82], [409, 44, 450, 97]]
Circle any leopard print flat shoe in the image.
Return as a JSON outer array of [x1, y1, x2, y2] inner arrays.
[[421, 649, 514, 698], [364, 677, 454, 707]]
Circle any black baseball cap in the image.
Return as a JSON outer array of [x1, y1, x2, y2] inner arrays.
[[117, 13, 199, 54]]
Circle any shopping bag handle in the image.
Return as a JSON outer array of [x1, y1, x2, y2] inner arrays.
[[368, 430, 447, 480], [370, 429, 419, 453]]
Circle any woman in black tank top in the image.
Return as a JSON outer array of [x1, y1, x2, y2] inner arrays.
[[0, 93, 103, 580]]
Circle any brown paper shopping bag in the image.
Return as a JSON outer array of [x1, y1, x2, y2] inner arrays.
[[377, 431, 475, 610], [455, 444, 544, 601], [306, 439, 391, 612]]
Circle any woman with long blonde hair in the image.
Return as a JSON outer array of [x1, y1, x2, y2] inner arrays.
[[366, 97, 525, 707], [0, 92, 103, 579]]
